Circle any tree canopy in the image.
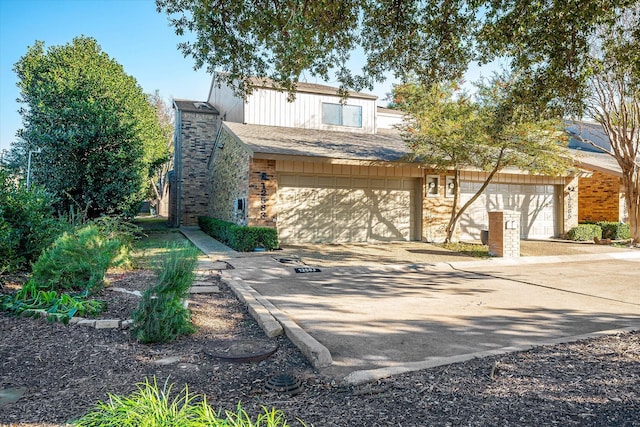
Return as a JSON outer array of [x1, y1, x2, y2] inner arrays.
[[157, 0, 639, 115], [13, 36, 169, 218], [395, 76, 570, 242]]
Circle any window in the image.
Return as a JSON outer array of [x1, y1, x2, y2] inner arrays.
[[322, 103, 362, 128]]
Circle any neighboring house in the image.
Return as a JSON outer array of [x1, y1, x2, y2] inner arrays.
[[169, 76, 624, 243], [566, 121, 628, 224]]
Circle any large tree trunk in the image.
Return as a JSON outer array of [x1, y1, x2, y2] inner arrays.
[[444, 148, 505, 243]]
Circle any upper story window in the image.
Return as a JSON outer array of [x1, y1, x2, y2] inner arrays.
[[322, 103, 362, 128]]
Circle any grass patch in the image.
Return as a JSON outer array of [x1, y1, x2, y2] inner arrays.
[[131, 218, 197, 269], [436, 242, 490, 258]]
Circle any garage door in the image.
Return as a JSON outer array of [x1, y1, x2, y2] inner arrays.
[[459, 182, 557, 241], [278, 175, 418, 243]]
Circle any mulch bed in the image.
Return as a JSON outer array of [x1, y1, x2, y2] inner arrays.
[[1, 269, 639, 426]]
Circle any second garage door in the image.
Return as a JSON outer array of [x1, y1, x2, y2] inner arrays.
[[278, 175, 419, 244], [459, 181, 557, 241]]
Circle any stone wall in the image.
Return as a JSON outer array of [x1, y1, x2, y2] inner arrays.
[[248, 159, 278, 228], [562, 176, 579, 235], [207, 129, 251, 224], [578, 170, 621, 222], [422, 172, 454, 242], [176, 110, 219, 225]]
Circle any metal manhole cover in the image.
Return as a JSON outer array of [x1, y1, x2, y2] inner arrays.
[[294, 267, 321, 273], [265, 373, 303, 395], [203, 338, 278, 363]]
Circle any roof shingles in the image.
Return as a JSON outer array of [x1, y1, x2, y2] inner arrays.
[[223, 122, 410, 162]]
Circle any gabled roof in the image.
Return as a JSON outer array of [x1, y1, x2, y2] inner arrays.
[[173, 99, 219, 115], [222, 121, 409, 162]]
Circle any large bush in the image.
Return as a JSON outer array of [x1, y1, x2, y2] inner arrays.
[[198, 216, 279, 251], [0, 170, 68, 273], [30, 225, 125, 294], [131, 244, 199, 343], [14, 37, 170, 218]]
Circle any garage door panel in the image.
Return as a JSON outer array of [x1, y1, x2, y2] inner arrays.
[[278, 175, 417, 244], [460, 181, 556, 241]]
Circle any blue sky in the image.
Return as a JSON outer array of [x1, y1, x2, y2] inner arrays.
[[0, 0, 398, 153]]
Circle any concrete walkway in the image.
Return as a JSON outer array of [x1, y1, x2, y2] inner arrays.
[[181, 228, 640, 385]]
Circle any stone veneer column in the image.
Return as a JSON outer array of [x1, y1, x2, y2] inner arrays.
[[488, 211, 521, 257]]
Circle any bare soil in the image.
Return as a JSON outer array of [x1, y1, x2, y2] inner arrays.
[[1, 262, 639, 426]]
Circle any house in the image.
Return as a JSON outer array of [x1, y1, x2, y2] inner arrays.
[[168, 76, 625, 244], [566, 121, 627, 224]]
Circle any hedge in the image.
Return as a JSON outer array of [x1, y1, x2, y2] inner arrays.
[[198, 216, 279, 251], [597, 221, 631, 240], [567, 224, 602, 241]]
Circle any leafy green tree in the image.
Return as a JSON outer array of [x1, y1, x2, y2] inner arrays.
[[574, 6, 640, 243], [395, 76, 570, 242], [0, 170, 68, 273], [146, 90, 174, 211], [13, 36, 169, 218], [156, 0, 637, 114]]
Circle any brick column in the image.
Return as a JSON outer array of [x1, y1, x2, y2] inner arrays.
[[488, 211, 521, 257]]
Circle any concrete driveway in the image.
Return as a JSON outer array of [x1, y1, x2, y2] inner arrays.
[[223, 247, 640, 384]]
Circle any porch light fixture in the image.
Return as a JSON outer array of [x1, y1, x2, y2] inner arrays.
[[567, 185, 575, 192]]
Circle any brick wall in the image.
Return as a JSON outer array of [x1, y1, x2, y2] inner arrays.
[[488, 210, 521, 257], [578, 170, 621, 222], [176, 110, 219, 225], [207, 129, 251, 224], [248, 159, 278, 228]]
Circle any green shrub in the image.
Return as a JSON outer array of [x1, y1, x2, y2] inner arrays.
[[72, 377, 304, 426], [0, 170, 69, 272], [597, 221, 631, 240], [30, 225, 125, 294], [131, 244, 199, 343], [198, 216, 279, 251], [567, 224, 602, 241]]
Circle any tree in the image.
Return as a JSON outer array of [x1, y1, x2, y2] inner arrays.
[[146, 90, 174, 213], [13, 37, 169, 218], [573, 6, 640, 243], [395, 76, 570, 242], [156, 0, 637, 113]]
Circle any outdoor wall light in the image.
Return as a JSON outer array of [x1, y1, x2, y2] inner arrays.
[[567, 185, 575, 192]]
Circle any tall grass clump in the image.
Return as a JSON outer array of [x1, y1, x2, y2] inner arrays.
[[131, 243, 200, 343], [72, 377, 305, 426]]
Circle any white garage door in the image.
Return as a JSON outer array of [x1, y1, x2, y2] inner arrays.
[[459, 181, 557, 241], [278, 175, 418, 243]]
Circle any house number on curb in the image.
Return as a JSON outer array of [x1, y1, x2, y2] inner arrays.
[[260, 182, 267, 219]]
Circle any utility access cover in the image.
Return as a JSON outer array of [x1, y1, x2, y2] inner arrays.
[[294, 267, 321, 273]]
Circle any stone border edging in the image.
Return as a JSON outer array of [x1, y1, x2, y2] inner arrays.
[[222, 271, 332, 369]]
